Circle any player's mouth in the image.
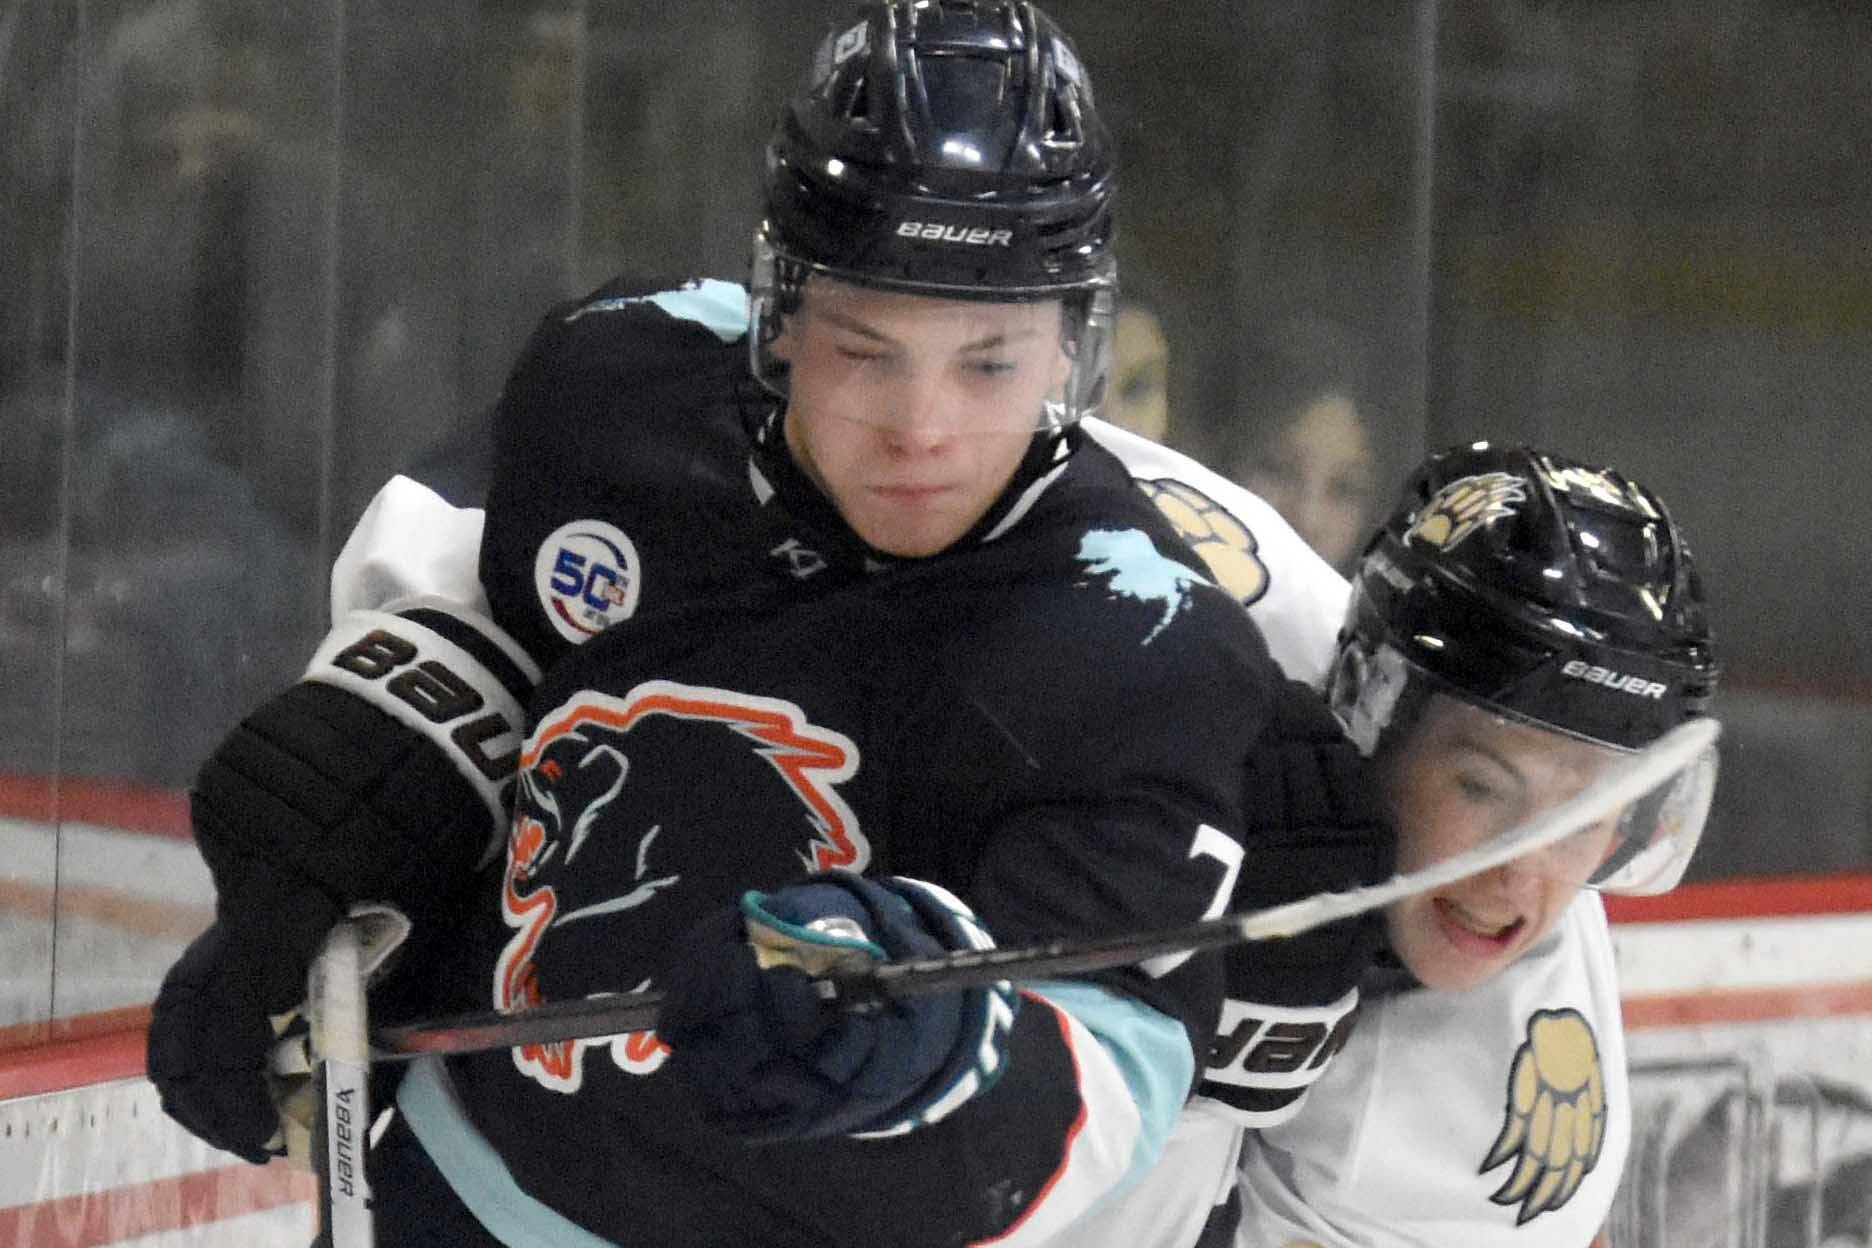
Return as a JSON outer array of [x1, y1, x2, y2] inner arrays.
[[1432, 896, 1525, 954], [870, 482, 955, 506]]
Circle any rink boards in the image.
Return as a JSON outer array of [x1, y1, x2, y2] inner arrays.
[[2, 803, 1869, 1247]]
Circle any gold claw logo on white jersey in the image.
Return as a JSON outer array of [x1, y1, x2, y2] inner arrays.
[[1138, 478, 1270, 606], [1406, 472, 1526, 552], [1481, 1007, 1607, 1225]]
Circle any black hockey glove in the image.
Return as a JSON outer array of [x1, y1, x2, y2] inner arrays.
[[1191, 677, 1394, 1121], [148, 608, 532, 1162], [147, 908, 335, 1163], [657, 872, 1018, 1143]]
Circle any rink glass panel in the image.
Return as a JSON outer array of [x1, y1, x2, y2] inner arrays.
[[0, 0, 1867, 1024]]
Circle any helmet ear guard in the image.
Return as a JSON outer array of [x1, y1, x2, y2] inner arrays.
[[1326, 635, 1415, 759]]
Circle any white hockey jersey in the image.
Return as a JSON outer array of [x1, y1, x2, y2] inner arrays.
[[1083, 418, 1348, 687], [1233, 892, 1631, 1248]]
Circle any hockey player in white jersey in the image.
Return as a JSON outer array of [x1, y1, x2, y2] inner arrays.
[[1065, 442, 1720, 1248]]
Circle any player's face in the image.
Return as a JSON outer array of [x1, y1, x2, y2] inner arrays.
[[775, 279, 1070, 558], [1236, 394, 1375, 573], [1381, 696, 1620, 992], [1107, 305, 1169, 442]]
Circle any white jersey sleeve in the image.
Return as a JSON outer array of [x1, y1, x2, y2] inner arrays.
[[1235, 893, 1631, 1248], [1083, 417, 1350, 687], [330, 474, 488, 619]]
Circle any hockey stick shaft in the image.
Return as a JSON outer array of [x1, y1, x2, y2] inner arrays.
[[310, 920, 377, 1248], [373, 716, 1718, 1061]]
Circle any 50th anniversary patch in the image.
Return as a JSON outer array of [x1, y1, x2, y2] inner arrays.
[[535, 520, 643, 643]]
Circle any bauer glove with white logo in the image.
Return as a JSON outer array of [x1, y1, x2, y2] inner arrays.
[[149, 606, 529, 1163], [657, 872, 1018, 1143]]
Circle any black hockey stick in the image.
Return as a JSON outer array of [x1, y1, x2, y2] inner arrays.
[[364, 716, 1719, 1062]]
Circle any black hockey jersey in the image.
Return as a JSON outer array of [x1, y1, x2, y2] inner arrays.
[[342, 277, 1383, 1246]]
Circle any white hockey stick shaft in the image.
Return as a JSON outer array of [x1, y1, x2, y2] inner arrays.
[[309, 919, 376, 1248], [369, 716, 1719, 1059]]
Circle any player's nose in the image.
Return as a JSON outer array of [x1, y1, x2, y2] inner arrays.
[[1487, 857, 1546, 909], [882, 375, 961, 450]]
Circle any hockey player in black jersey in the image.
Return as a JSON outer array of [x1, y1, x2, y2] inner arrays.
[[144, 4, 1390, 1244]]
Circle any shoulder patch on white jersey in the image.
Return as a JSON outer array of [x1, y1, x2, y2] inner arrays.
[[1137, 477, 1270, 606], [1482, 1006, 1609, 1225]]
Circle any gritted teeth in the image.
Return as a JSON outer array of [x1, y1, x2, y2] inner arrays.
[[1439, 897, 1523, 939]]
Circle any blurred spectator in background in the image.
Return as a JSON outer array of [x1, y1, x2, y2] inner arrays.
[[0, 374, 306, 788], [78, 0, 279, 468], [0, 0, 317, 788], [1222, 315, 1378, 575], [1104, 299, 1171, 443]]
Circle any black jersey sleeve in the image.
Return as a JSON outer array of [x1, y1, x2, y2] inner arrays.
[[476, 276, 758, 667], [876, 450, 1390, 1216], [952, 572, 1278, 1064]]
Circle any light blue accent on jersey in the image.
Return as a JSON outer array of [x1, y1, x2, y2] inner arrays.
[[564, 278, 749, 343], [1076, 528, 1210, 644], [1029, 979, 1194, 1206], [397, 1057, 624, 1248]]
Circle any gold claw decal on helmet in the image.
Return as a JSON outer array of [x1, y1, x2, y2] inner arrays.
[[1481, 1008, 1607, 1225], [1407, 471, 1527, 551], [1138, 478, 1269, 606]]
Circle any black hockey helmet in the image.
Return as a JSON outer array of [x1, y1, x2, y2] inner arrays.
[[1329, 442, 1721, 893], [750, 0, 1117, 424]]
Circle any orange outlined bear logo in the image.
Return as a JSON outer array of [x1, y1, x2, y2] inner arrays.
[[496, 680, 866, 1092]]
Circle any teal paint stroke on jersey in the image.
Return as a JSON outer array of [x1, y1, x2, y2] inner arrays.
[[566, 278, 749, 343], [1076, 528, 1210, 644]]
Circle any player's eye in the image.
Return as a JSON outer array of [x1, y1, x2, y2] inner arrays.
[[1455, 771, 1504, 804], [963, 357, 1017, 377], [836, 345, 888, 364], [1120, 372, 1162, 403]]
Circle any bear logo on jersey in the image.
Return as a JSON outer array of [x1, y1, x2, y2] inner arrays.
[[495, 680, 867, 1093], [1137, 478, 1271, 606], [1481, 1007, 1607, 1225], [1406, 472, 1526, 552]]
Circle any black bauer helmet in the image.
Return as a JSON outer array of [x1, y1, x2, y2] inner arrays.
[[1329, 442, 1721, 895], [750, 0, 1117, 427]]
